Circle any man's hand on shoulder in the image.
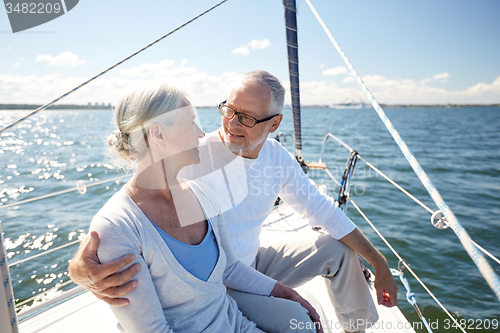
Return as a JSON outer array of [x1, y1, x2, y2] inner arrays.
[[68, 231, 140, 306]]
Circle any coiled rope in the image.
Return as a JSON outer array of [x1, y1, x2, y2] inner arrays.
[[305, 0, 500, 302], [0, 0, 229, 134], [391, 267, 434, 333]]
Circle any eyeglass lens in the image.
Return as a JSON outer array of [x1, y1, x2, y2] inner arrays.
[[221, 105, 256, 127]]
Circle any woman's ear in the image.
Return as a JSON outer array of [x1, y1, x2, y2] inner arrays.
[[148, 123, 165, 147]]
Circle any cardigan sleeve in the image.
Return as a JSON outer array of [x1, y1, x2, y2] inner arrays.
[[91, 215, 175, 333], [189, 179, 277, 296], [216, 213, 277, 296]]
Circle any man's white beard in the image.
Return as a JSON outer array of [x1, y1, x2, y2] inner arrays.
[[223, 128, 269, 157]]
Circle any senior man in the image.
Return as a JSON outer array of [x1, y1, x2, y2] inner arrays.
[[69, 70, 397, 333]]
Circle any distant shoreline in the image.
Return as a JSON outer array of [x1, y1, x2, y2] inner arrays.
[[0, 103, 499, 110], [0, 104, 113, 110]]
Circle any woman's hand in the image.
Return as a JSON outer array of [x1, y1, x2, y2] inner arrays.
[[270, 282, 324, 333]]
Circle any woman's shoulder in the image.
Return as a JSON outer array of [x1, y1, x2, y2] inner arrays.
[[91, 188, 141, 232]]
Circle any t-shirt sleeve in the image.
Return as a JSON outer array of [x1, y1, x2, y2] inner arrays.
[[91, 215, 175, 333], [277, 145, 356, 239]]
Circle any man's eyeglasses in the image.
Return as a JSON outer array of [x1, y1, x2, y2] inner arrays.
[[219, 100, 280, 128]]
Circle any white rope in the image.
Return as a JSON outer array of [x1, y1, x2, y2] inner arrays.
[[358, 158, 500, 265], [305, 0, 500, 301], [320, 133, 500, 266], [0, 223, 19, 332], [349, 199, 467, 333]]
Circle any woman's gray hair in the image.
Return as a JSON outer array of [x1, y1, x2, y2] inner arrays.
[[107, 82, 187, 164], [236, 70, 285, 114]]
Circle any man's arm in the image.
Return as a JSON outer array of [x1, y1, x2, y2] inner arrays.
[[68, 231, 140, 306], [339, 228, 398, 307]]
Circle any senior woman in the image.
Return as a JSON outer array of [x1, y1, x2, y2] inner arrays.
[[88, 82, 321, 333]]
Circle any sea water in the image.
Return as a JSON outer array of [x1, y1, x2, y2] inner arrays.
[[1, 107, 499, 332]]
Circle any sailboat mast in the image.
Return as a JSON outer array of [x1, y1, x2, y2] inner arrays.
[[282, 0, 304, 165]]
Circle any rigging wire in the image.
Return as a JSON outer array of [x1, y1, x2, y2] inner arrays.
[[0, 174, 131, 211], [305, 0, 500, 302], [273, 155, 466, 331], [8, 239, 81, 268], [15, 279, 74, 309], [349, 199, 467, 333], [320, 134, 500, 265], [356, 156, 434, 215], [0, 0, 229, 134]]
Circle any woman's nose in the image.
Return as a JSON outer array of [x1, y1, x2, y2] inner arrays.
[[196, 123, 205, 138]]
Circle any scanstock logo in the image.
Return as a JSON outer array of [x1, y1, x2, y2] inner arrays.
[[4, 0, 79, 33]]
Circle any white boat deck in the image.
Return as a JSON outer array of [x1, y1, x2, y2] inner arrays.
[[17, 202, 415, 333]]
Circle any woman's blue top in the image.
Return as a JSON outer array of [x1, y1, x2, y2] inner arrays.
[[152, 220, 219, 282]]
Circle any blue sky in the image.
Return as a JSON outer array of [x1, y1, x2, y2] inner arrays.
[[1, 0, 499, 106]]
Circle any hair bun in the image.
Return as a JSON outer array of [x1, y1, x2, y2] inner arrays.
[[107, 129, 132, 161]]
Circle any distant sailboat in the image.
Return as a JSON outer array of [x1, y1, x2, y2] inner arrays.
[[330, 99, 365, 109]]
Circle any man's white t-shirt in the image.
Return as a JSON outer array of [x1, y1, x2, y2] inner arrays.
[[180, 130, 356, 265]]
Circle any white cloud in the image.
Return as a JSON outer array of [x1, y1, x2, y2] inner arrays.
[[119, 59, 176, 77], [432, 72, 450, 81], [464, 76, 500, 97], [286, 74, 500, 105], [36, 51, 86, 67], [0, 59, 239, 106], [421, 72, 451, 85], [1, 60, 499, 106], [319, 64, 325, 69], [322, 66, 348, 76], [231, 39, 271, 56], [232, 47, 250, 56]]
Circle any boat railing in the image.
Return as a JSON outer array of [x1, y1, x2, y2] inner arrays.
[[307, 131, 500, 333], [318, 133, 355, 163], [1, 173, 133, 317], [274, 132, 296, 157], [304, 0, 500, 304]]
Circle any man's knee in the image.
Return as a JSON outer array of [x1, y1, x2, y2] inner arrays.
[[315, 235, 358, 271], [316, 234, 351, 255]]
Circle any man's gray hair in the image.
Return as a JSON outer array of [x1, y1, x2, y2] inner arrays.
[[236, 70, 285, 114]]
